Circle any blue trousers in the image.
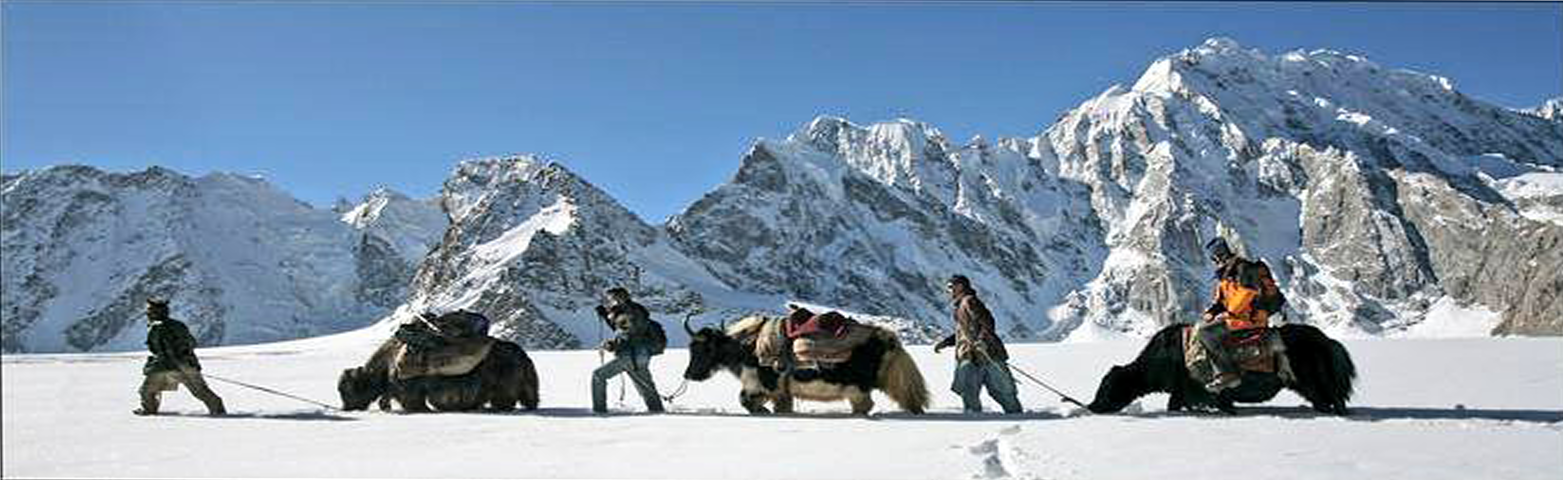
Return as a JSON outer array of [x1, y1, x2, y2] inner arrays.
[[592, 353, 664, 413], [952, 360, 1022, 414]]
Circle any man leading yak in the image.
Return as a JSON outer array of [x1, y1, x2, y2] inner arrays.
[[591, 287, 665, 414], [1197, 237, 1285, 393], [134, 298, 226, 416], [934, 275, 1023, 414]]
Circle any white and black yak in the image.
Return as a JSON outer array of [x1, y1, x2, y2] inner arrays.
[[682, 315, 929, 415], [337, 337, 540, 413], [1086, 323, 1357, 415]]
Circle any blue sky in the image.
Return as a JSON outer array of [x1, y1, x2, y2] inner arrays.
[[5, 1, 1560, 222]]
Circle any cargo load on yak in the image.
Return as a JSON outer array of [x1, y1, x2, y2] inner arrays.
[[390, 311, 496, 380], [753, 306, 878, 370]]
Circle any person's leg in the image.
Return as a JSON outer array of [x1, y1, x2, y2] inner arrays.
[[952, 361, 984, 413], [136, 373, 173, 415], [591, 355, 632, 413], [983, 363, 1023, 414], [177, 370, 226, 415], [1195, 316, 1240, 390], [626, 355, 664, 413]]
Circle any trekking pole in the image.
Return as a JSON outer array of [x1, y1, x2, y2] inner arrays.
[[203, 373, 340, 411], [1006, 364, 1088, 409]]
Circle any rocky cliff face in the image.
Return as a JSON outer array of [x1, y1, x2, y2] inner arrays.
[[666, 119, 1104, 340], [0, 167, 444, 352], [1034, 38, 1563, 337], [665, 38, 1561, 340], [390, 156, 737, 350]]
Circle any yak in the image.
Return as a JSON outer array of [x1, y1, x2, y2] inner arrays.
[[1087, 323, 1356, 415], [338, 336, 540, 413], [682, 315, 929, 415]]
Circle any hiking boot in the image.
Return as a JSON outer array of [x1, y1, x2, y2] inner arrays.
[[1205, 373, 1242, 393]]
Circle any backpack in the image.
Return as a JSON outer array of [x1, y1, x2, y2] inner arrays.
[[645, 319, 668, 356], [1250, 259, 1288, 313]]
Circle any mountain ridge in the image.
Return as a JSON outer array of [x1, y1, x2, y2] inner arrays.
[[5, 38, 1559, 352]]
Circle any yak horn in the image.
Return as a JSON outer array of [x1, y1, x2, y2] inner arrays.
[[683, 312, 698, 336]]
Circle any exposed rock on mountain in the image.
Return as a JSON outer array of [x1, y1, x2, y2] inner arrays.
[[0, 167, 444, 352], [8, 38, 1559, 352]]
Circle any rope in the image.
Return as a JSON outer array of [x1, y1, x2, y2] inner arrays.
[[618, 367, 627, 406], [662, 378, 689, 403], [610, 355, 691, 406], [1006, 364, 1088, 409], [203, 373, 339, 411]]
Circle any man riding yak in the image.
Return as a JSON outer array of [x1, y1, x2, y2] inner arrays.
[[1196, 237, 1284, 393]]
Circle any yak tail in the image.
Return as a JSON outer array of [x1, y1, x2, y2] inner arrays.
[[516, 349, 541, 410], [1319, 336, 1358, 412], [1281, 324, 1357, 415], [878, 340, 930, 414]]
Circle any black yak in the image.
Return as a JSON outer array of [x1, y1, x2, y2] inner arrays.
[[338, 337, 539, 413], [1087, 323, 1356, 415]]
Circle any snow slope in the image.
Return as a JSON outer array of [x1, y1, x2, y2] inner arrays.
[[0, 167, 445, 353], [4, 325, 1559, 479]]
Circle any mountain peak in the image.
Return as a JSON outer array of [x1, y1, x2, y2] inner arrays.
[[364, 187, 411, 202], [1524, 97, 1563, 121]]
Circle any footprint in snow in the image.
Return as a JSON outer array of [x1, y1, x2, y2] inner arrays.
[[969, 439, 1010, 480], [968, 438, 999, 455]]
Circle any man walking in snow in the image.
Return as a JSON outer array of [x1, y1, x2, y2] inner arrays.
[[934, 275, 1023, 414], [134, 298, 226, 416], [591, 287, 665, 414]]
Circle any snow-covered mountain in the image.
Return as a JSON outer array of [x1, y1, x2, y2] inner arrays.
[[1032, 38, 1562, 338], [6, 38, 1559, 352], [666, 119, 1104, 341], [384, 156, 767, 350], [1523, 97, 1563, 121], [662, 39, 1561, 340], [0, 167, 445, 352]]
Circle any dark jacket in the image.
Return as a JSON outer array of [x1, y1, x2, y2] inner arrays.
[[938, 292, 1010, 363], [144, 318, 201, 375], [602, 300, 654, 356]]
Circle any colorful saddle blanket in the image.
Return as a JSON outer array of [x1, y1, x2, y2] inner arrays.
[[754, 312, 877, 369], [1183, 326, 1286, 385]]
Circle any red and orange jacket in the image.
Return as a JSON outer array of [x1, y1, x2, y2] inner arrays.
[[1204, 258, 1284, 331]]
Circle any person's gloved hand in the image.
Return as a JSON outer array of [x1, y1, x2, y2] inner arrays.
[[599, 338, 619, 352], [594, 305, 609, 318], [933, 336, 954, 354]]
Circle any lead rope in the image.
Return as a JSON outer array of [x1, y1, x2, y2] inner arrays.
[[203, 373, 340, 412], [1005, 363, 1088, 409], [618, 364, 690, 405]]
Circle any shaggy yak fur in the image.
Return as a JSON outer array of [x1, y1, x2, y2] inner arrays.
[[1087, 323, 1356, 415], [338, 338, 540, 413], [683, 315, 930, 415]]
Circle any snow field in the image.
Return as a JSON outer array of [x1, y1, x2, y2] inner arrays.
[[4, 330, 1560, 479]]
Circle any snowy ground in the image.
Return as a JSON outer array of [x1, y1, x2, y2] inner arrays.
[[4, 323, 1560, 480]]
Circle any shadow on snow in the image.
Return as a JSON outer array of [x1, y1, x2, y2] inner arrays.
[[155, 409, 357, 421], [1115, 405, 1563, 424]]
